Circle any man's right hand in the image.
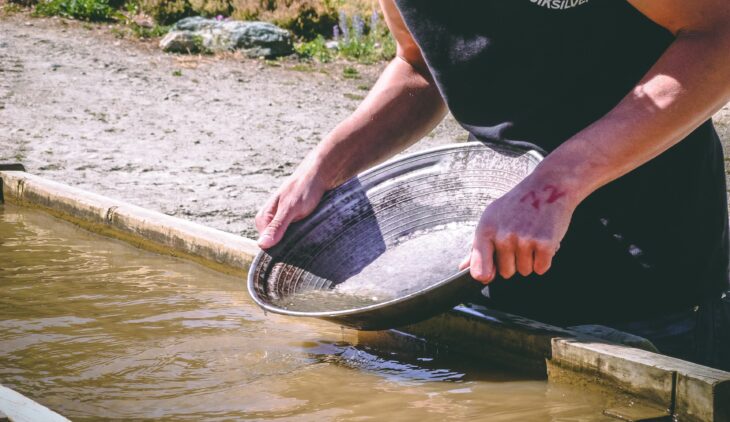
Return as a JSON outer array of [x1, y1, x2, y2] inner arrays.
[[255, 163, 330, 249]]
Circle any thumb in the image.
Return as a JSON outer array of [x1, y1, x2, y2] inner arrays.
[[257, 208, 293, 249]]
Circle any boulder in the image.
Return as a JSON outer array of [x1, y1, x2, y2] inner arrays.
[[160, 16, 293, 58]]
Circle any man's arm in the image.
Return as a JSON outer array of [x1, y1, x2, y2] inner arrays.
[[255, 0, 445, 248], [461, 0, 730, 283], [307, 0, 446, 188]]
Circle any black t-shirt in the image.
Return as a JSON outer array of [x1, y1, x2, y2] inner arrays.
[[394, 0, 730, 325]]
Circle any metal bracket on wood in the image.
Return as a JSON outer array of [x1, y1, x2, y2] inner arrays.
[[0, 164, 26, 204], [0, 164, 26, 172]]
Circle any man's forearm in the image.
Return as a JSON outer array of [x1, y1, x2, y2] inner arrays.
[[531, 27, 730, 207], [309, 56, 446, 188]]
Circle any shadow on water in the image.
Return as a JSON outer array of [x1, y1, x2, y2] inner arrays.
[[298, 332, 539, 385]]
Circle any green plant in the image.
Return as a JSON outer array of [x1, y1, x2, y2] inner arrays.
[[338, 35, 376, 62], [342, 66, 359, 79], [34, 0, 116, 21], [172, 69, 182, 76], [295, 9, 396, 64], [33, 0, 102, 20], [294, 35, 334, 62], [123, 0, 138, 13]]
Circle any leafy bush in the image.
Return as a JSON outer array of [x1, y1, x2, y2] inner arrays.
[[273, 4, 336, 41], [139, 0, 193, 24], [34, 0, 116, 21], [188, 0, 231, 19]]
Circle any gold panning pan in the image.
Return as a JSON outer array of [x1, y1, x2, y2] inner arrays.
[[247, 142, 543, 330]]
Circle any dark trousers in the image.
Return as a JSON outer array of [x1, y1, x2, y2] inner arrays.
[[608, 292, 730, 371]]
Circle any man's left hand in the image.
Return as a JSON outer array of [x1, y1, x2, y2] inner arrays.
[[458, 177, 577, 284]]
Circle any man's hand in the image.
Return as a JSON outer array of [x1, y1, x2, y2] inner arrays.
[[459, 176, 577, 284], [255, 159, 330, 249]]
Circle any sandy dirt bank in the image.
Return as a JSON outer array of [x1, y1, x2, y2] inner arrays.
[[1, 13, 729, 239]]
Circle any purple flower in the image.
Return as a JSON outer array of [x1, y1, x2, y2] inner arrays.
[[353, 14, 364, 39], [370, 10, 379, 33], [333, 24, 341, 40], [338, 10, 349, 40], [215, 14, 224, 21]]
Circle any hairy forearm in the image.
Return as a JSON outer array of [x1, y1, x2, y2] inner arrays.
[[531, 28, 730, 206], [309, 56, 446, 188]]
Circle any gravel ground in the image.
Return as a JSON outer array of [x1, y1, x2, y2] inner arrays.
[[1, 12, 729, 239], [0, 13, 466, 239]]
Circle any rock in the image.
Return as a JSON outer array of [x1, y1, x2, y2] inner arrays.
[[160, 31, 207, 54], [160, 17, 293, 58], [325, 40, 339, 50]]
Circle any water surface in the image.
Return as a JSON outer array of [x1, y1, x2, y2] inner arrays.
[[0, 204, 621, 421]]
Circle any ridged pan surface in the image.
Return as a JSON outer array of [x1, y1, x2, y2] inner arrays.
[[247, 142, 543, 330]]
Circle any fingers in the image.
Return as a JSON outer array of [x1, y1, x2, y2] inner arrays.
[[255, 193, 279, 233], [257, 203, 294, 249], [494, 234, 517, 279], [533, 241, 557, 275], [515, 238, 535, 277], [465, 233, 558, 282], [469, 236, 496, 284]]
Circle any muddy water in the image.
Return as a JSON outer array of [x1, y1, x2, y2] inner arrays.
[[0, 205, 622, 421]]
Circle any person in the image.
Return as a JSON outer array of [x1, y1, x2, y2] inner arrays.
[[255, 0, 730, 369]]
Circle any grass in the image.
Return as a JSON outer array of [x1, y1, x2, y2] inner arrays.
[[342, 66, 359, 79], [290, 63, 314, 72], [343, 92, 364, 101]]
